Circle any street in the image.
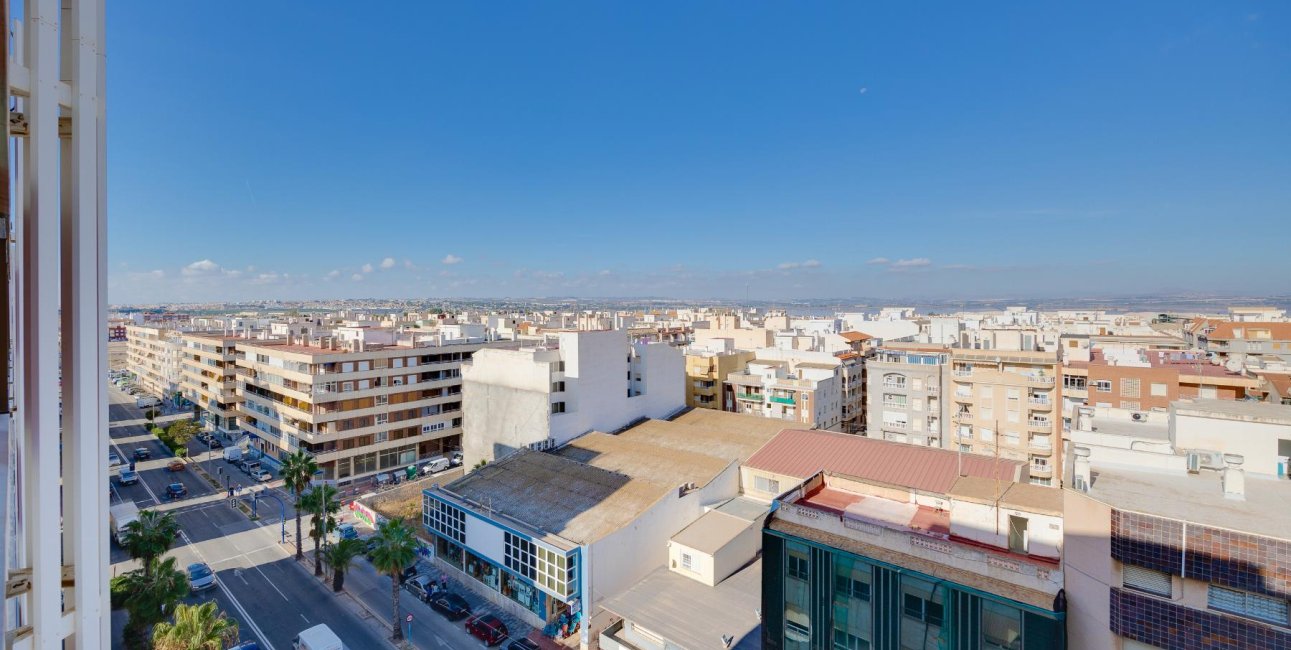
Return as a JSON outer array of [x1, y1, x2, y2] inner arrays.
[[107, 384, 537, 649]]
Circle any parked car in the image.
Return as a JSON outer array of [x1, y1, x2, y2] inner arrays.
[[336, 523, 358, 541], [166, 483, 187, 499], [108, 451, 122, 467], [508, 638, 540, 650], [450, 451, 463, 467], [430, 593, 472, 620], [133, 447, 151, 460], [207, 437, 224, 449], [362, 537, 380, 561], [167, 459, 185, 472], [466, 614, 509, 646], [401, 563, 419, 584], [251, 467, 272, 482], [404, 574, 435, 602], [117, 469, 140, 486], [187, 562, 216, 592], [239, 460, 260, 475]]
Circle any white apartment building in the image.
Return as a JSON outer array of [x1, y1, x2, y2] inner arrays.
[[126, 323, 187, 403], [725, 349, 846, 430], [460, 329, 685, 465], [179, 333, 243, 436], [234, 325, 506, 481]]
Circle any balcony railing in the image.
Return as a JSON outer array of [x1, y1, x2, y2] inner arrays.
[[769, 396, 796, 405], [1028, 397, 1051, 406], [735, 393, 764, 402], [882, 381, 907, 389]]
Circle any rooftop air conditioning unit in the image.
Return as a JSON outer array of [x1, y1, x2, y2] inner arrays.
[[1131, 411, 1148, 422]]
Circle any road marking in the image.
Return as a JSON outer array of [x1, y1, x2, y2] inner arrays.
[[179, 530, 276, 650], [299, 613, 309, 624], [436, 639, 448, 648], [255, 564, 291, 602]]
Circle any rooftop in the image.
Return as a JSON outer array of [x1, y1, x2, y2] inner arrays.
[[1173, 398, 1291, 425], [1082, 466, 1291, 540], [670, 508, 761, 555], [948, 476, 1064, 516], [600, 559, 762, 650], [441, 410, 785, 545], [744, 429, 1026, 493]]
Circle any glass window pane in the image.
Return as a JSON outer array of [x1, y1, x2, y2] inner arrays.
[[982, 600, 1023, 650]]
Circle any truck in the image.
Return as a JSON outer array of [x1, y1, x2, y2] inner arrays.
[[223, 447, 243, 463], [292, 623, 344, 650], [109, 502, 140, 545]]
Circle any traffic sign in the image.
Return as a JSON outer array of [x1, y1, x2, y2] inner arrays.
[[406, 614, 413, 623]]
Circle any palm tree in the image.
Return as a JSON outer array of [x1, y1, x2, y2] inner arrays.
[[120, 557, 189, 648], [280, 450, 318, 561], [323, 537, 363, 592], [369, 518, 418, 642], [303, 483, 341, 576], [152, 601, 240, 650], [122, 510, 180, 578]]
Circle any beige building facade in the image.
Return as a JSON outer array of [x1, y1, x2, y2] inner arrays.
[[951, 349, 1063, 486]]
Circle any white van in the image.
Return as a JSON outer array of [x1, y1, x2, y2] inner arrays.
[[293, 624, 343, 650], [222, 447, 243, 463], [421, 455, 450, 475], [136, 396, 161, 408]]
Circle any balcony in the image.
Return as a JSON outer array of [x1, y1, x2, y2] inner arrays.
[[1030, 463, 1053, 477], [1028, 396, 1052, 408], [1030, 435, 1052, 450], [735, 392, 764, 402], [882, 381, 907, 389], [882, 401, 908, 409], [1027, 420, 1052, 432], [769, 395, 796, 405]]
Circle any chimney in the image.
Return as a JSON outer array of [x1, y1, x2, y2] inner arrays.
[[1072, 446, 1092, 492], [1222, 454, 1245, 500]]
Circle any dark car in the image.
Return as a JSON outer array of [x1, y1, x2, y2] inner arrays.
[[362, 537, 380, 561], [166, 483, 187, 499], [207, 437, 224, 449], [133, 447, 151, 460], [400, 563, 419, 584], [508, 638, 541, 650], [430, 593, 472, 621], [466, 614, 509, 646], [187, 562, 216, 592], [404, 574, 435, 602], [167, 459, 186, 472]]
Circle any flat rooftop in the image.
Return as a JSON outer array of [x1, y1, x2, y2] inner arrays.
[[600, 559, 762, 650], [1083, 416, 1170, 441], [1173, 399, 1291, 425], [442, 410, 786, 545], [1083, 465, 1291, 540]]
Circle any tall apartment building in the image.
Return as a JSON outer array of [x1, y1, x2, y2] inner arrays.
[[951, 349, 1063, 486], [865, 345, 950, 447], [126, 323, 186, 402], [756, 433, 1065, 650], [234, 326, 500, 481], [460, 329, 684, 466], [684, 347, 755, 410], [179, 333, 243, 436]]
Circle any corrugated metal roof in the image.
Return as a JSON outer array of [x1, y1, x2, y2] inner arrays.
[[744, 429, 1024, 493]]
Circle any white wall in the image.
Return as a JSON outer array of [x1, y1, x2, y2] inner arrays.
[[1171, 410, 1291, 476], [949, 500, 1063, 559]]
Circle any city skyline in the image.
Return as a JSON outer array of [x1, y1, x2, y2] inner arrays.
[[109, 2, 1289, 302]]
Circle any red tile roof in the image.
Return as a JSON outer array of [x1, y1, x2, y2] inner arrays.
[[839, 331, 873, 342], [1206, 322, 1291, 341], [744, 429, 1025, 494]]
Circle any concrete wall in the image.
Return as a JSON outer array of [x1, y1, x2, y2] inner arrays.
[[711, 517, 764, 585], [667, 540, 715, 586], [586, 462, 741, 618], [949, 499, 1063, 559], [1062, 490, 1116, 650], [461, 348, 554, 466], [1171, 410, 1291, 476]]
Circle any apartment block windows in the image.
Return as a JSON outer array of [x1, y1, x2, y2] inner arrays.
[[788, 547, 810, 581], [551, 401, 566, 414], [427, 499, 466, 544], [1121, 378, 1141, 398], [1208, 585, 1289, 626], [1150, 382, 1168, 397], [755, 475, 781, 495], [1123, 565, 1172, 598], [551, 381, 565, 393], [536, 547, 573, 598], [681, 553, 693, 571], [504, 532, 537, 580], [1094, 380, 1112, 393]]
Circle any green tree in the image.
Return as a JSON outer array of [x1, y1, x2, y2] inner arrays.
[[166, 419, 201, 447], [122, 510, 180, 578], [302, 483, 341, 577], [151, 601, 240, 650], [323, 537, 363, 592], [119, 557, 189, 648], [280, 451, 318, 561], [145, 408, 157, 426], [369, 518, 418, 642]]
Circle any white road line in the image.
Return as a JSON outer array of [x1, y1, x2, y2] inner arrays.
[[179, 530, 276, 650], [255, 564, 291, 602], [299, 613, 309, 624]]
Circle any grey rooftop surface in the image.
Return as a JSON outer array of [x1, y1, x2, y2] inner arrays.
[[670, 508, 761, 555], [441, 409, 786, 546], [1085, 416, 1170, 441], [1084, 465, 1291, 540], [600, 559, 762, 650], [1173, 398, 1291, 425]]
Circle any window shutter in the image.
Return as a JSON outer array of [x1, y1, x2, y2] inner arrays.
[[1123, 564, 1172, 597]]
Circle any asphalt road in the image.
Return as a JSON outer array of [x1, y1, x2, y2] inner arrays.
[[107, 385, 390, 650]]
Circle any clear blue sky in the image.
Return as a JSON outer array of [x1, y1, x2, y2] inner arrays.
[[107, 2, 1290, 304]]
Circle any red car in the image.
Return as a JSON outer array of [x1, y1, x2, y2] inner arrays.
[[465, 614, 508, 646]]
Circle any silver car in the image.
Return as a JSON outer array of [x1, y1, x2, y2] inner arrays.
[[187, 562, 216, 592]]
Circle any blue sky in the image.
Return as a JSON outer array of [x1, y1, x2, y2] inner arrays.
[[108, 2, 1290, 304]]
